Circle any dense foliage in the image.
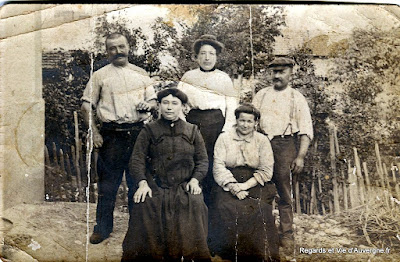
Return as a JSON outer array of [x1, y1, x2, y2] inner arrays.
[[328, 28, 400, 161]]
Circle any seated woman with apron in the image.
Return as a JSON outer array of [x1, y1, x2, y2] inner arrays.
[[210, 103, 280, 262]]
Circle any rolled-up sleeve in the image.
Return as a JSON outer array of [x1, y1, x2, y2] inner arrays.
[[81, 72, 100, 107], [213, 134, 238, 191], [253, 136, 274, 186], [192, 128, 209, 182], [297, 96, 314, 141], [144, 77, 157, 102]]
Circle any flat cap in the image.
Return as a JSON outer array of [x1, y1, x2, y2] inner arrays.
[[268, 57, 295, 68]]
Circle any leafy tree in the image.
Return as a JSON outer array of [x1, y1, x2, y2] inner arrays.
[[168, 5, 286, 78], [329, 28, 400, 161]]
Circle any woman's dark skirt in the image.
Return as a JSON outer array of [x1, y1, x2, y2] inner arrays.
[[209, 167, 280, 262], [186, 109, 225, 206], [121, 183, 211, 262]]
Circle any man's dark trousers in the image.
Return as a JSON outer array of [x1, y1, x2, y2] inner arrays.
[[270, 135, 297, 237], [94, 122, 143, 238]]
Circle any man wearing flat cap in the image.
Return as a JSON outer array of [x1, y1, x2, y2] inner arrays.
[[252, 57, 313, 252]]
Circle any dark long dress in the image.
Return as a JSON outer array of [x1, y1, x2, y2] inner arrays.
[[122, 118, 211, 262], [210, 167, 280, 262]]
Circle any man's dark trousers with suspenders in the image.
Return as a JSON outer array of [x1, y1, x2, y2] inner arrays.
[[258, 88, 298, 240]]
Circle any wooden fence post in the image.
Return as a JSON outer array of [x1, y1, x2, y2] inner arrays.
[[328, 191, 333, 215], [329, 128, 340, 213], [391, 163, 397, 185], [348, 160, 360, 208], [383, 164, 395, 209], [342, 169, 348, 211], [334, 126, 348, 210], [383, 163, 391, 191], [59, 149, 66, 178], [74, 111, 84, 202], [375, 143, 386, 188], [394, 163, 400, 199], [45, 146, 51, 167], [376, 162, 385, 189], [310, 178, 316, 215], [65, 153, 73, 180], [52, 142, 59, 168], [362, 162, 371, 194], [70, 145, 78, 186], [353, 148, 365, 204], [317, 172, 326, 215]]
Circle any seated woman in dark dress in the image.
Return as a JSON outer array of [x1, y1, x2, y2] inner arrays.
[[210, 103, 280, 262], [122, 87, 211, 262]]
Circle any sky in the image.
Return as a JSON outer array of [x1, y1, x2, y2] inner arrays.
[[41, 4, 399, 53], [41, 5, 170, 52]]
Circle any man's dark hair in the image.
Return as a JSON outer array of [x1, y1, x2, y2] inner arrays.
[[105, 33, 128, 48]]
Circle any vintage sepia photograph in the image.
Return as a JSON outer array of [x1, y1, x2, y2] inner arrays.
[[1, 3, 400, 262]]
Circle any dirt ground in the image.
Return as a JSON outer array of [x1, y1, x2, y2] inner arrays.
[[1, 202, 399, 262]]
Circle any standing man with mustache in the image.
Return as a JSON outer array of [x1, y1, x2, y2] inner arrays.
[[252, 57, 313, 254], [81, 33, 156, 244]]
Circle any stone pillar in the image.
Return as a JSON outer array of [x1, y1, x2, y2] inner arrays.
[[0, 5, 45, 210]]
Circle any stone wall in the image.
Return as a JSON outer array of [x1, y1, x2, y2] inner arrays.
[[0, 4, 130, 211]]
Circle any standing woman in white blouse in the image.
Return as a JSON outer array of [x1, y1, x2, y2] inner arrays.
[[178, 34, 238, 206]]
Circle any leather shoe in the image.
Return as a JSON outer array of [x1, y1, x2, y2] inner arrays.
[[90, 232, 107, 244]]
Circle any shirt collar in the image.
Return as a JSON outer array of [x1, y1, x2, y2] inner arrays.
[[160, 116, 181, 127], [232, 128, 254, 143]]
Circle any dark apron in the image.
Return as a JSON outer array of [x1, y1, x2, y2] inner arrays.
[[209, 166, 280, 262], [186, 109, 225, 206]]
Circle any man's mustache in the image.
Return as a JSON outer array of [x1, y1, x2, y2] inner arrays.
[[112, 54, 127, 60]]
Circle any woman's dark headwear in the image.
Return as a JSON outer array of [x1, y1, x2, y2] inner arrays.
[[193, 34, 224, 55], [235, 103, 260, 121], [157, 84, 188, 104]]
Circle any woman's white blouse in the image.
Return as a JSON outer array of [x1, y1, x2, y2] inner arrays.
[[213, 130, 274, 191], [178, 68, 238, 131]]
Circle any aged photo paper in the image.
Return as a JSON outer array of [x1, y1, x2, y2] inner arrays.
[[1, 2, 399, 262]]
